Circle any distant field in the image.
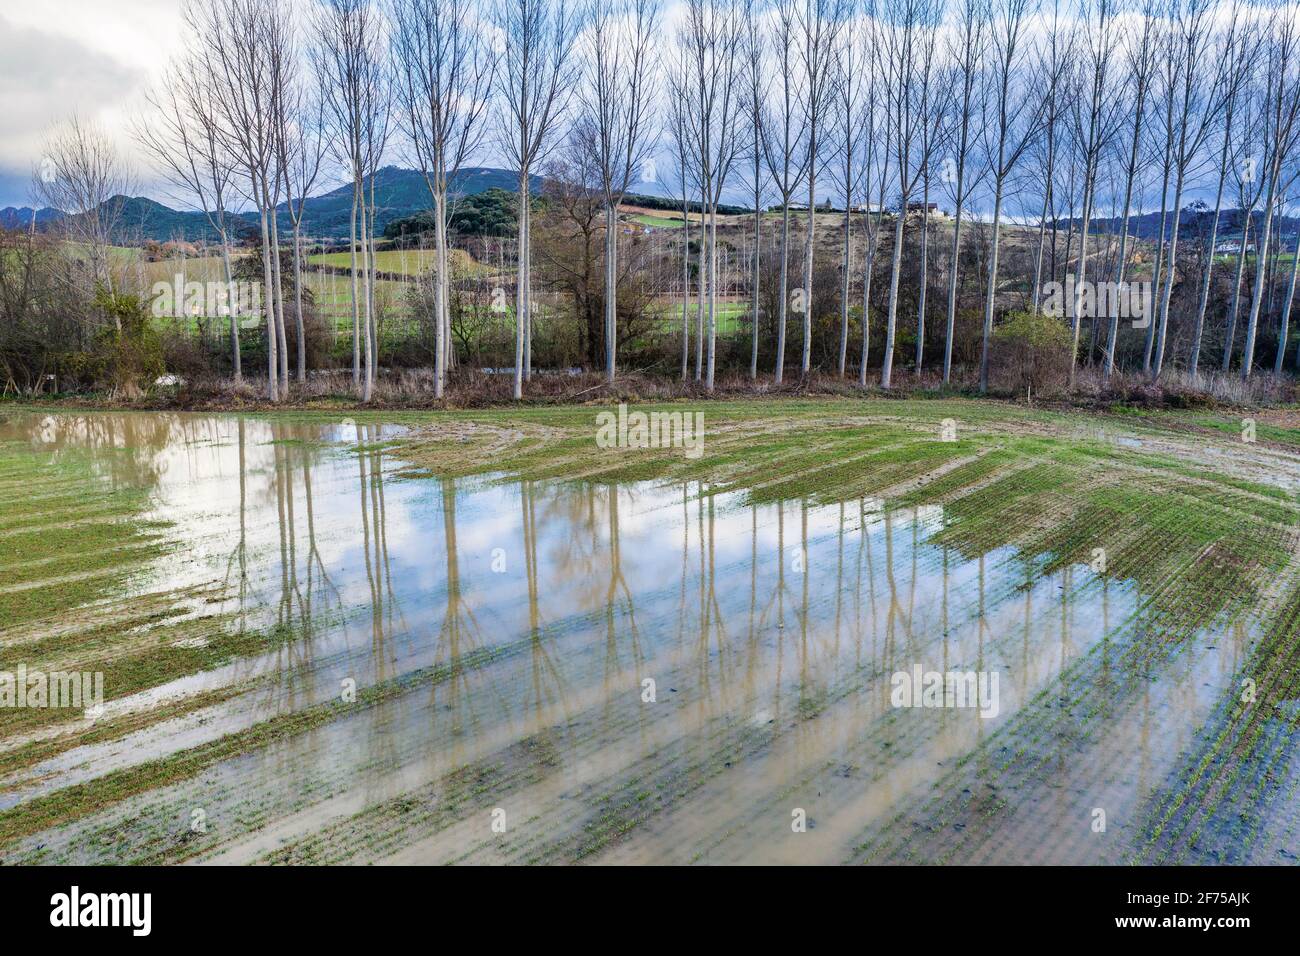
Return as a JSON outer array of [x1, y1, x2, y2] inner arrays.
[[631, 214, 686, 228], [307, 247, 483, 277], [651, 297, 750, 335], [1214, 252, 1297, 267], [133, 255, 227, 288], [75, 240, 756, 337]]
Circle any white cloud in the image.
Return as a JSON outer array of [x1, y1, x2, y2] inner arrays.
[[0, 1, 184, 205]]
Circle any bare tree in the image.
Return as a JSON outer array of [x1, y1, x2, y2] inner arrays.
[[976, 0, 1045, 394], [1142, 13, 1180, 374], [581, 0, 659, 384], [742, 0, 768, 380], [393, 0, 493, 398], [189, 0, 289, 399], [758, 0, 813, 383], [1066, 0, 1123, 386], [264, 5, 296, 391], [879, 0, 940, 388], [1240, 2, 1300, 379], [832, 2, 869, 378], [677, 0, 743, 390], [1149, 0, 1227, 380], [1103, 0, 1155, 378], [796, 0, 845, 376], [277, 42, 327, 383], [1189, 1, 1253, 376], [136, 50, 242, 376], [494, 0, 580, 399], [858, 6, 892, 387], [35, 116, 137, 327], [910, 11, 950, 377], [313, 0, 390, 402], [1275, 182, 1300, 374], [1220, 83, 1267, 372], [1029, 0, 1070, 319], [940, 0, 988, 384], [665, 49, 698, 380]]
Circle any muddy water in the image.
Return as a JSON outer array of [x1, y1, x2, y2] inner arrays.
[[0, 411, 1257, 864]]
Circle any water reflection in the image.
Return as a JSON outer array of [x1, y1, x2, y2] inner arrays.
[[0, 411, 1253, 864]]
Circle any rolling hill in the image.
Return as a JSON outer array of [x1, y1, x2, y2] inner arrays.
[[2, 166, 546, 245], [1056, 204, 1300, 242], [0, 206, 63, 231]]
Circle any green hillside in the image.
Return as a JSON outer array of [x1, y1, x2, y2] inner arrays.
[[29, 167, 545, 245]]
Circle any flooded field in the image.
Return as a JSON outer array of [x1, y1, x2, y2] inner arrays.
[[1, 402, 1298, 865]]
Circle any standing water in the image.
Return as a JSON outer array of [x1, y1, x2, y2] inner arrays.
[[0, 411, 1275, 864]]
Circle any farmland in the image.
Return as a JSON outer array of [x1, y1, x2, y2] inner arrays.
[[1, 397, 1297, 864]]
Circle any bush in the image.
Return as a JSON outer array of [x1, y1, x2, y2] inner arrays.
[[988, 309, 1073, 400], [284, 298, 333, 372], [160, 328, 211, 382], [82, 289, 165, 398]]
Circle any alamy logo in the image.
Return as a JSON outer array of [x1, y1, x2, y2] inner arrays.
[[1040, 274, 1152, 328], [0, 665, 103, 718], [50, 886, 151, 936], [151, 275, 262, 326], [595, 403, 705, 460], [890, 665, 1000, 719]]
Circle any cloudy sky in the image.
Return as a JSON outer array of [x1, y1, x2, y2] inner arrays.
[[0, 0, 1237, 217], [0, 0, 1079, 217], [0, 0, 688, 211], [0, 0, 186, 208]]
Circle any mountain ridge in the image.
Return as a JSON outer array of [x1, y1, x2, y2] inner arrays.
[[0, 165, 690, 245]]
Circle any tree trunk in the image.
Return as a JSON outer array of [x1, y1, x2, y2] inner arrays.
[[605, 202, 617, 382], [775, 201, 790, 384], [1189, 157, 1227, 377], [1152, 167, 1187, 379], [695, 204, 706, 381], [367, 185, 379, 388], [292, 219, 305, 382], [357, 179, 374, 403], [881, 209, 905, 389], [979, 182, 1005, 394], [265, 185, 288, 397], [258, 203, 279, 401], [1222, 211, 1252, 371], [1144, 154, 1172, 373], [858, 210, 877, 388], [681, 198, 691, 380], [750, 188, 761, 380], [802, 177, 815, 375], [523, 198, 532, 381], [706, 203, 719, 391], [513, 175, 529, 400], [838, 206, 850, 377], [1242, 177, 1282, 379], [916, 180, 929, 376], [944, 197, 965, 384], [434, 187, 449, 399], [220, 234, 241, 381], [1107, 103, 1145, 379], [1070, 170, 1095, 388], [350, 185, 361, 389], [1273, 229, 1300, 375]]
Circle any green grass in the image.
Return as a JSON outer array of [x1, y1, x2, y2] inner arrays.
[[631, 214, 686, 228], [306, 247, 485, 277]]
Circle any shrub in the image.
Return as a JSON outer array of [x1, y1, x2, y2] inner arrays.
[[989, 309, 1073, 400], [87, 289, 165, 398]]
